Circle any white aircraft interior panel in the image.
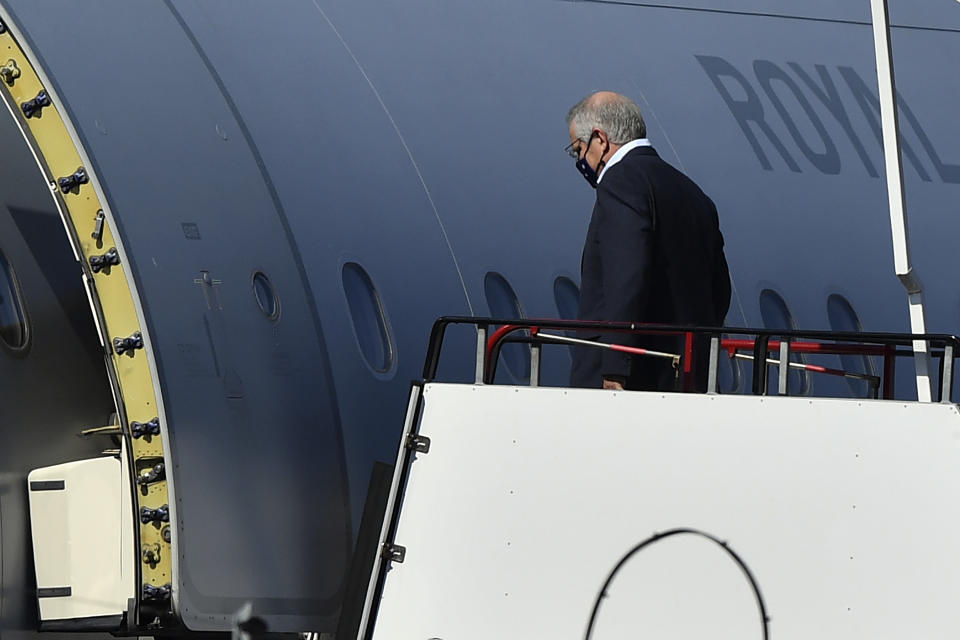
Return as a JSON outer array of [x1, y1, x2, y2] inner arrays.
[[372, 384, 960, 639], [27, 455, 132, 624]]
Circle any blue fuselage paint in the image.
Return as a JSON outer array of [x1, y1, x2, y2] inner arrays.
[[0, 0, 958, 635]]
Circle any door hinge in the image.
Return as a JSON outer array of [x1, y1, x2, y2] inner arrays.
[[405, 434, 431, 454], [382, 543, 406, 564]]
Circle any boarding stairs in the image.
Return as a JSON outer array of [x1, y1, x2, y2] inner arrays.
[[358, 318, 960, 639]]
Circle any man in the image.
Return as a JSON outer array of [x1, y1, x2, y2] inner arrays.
[[566, 91, 730, 391]]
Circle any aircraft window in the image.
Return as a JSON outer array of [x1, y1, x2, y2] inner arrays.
[[484, 272, 529, 382], [826, 294, 875, 398], [553, 276, 580, 320], [0, 248, 28, 353], [342, 262, 394, 373], [758, 288, 809, 395], [252, 271, 280, 321]]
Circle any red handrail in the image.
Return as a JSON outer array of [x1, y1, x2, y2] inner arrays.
[[720, 338, 888, 357], [485, 325, 897, 397]]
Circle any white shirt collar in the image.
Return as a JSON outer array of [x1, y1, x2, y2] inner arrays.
[[597, 138, 652, 184]]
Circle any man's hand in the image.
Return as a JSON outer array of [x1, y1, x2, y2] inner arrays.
[[602, 378, 624, 391]]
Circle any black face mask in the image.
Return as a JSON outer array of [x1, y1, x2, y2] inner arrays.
[[575, 133, 605, 189]]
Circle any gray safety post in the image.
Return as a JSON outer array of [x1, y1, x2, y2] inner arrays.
[[475, 324, 487, 384], [778, 339, 791, 396], [530, 339, 541, 387], [707, 335, 720, 395], [941, 344, 954, 404]]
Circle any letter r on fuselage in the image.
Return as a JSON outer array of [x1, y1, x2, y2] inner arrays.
[[696, 55, 800, 173]]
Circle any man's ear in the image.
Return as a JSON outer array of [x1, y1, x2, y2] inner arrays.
[[593, 128, 611, 152]]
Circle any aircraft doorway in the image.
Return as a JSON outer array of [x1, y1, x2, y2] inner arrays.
[[0, 83, 117, 638]]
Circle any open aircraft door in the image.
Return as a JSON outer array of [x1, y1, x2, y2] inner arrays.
[[27, 439, 136, 630]]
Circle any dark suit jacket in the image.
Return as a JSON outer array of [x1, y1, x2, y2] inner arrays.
[[570, 146, 731, 391]]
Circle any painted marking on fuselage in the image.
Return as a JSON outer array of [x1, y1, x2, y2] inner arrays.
[[697, 56, 960, 183]]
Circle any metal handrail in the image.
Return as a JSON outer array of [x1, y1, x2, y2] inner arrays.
[[731, 352, 882, 399], [421, 317, 960, 403]]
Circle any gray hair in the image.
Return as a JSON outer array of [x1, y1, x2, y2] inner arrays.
[[566, 92, 646, 144]]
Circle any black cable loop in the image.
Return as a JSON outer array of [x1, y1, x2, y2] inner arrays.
[[583, 527, 770, 640]]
